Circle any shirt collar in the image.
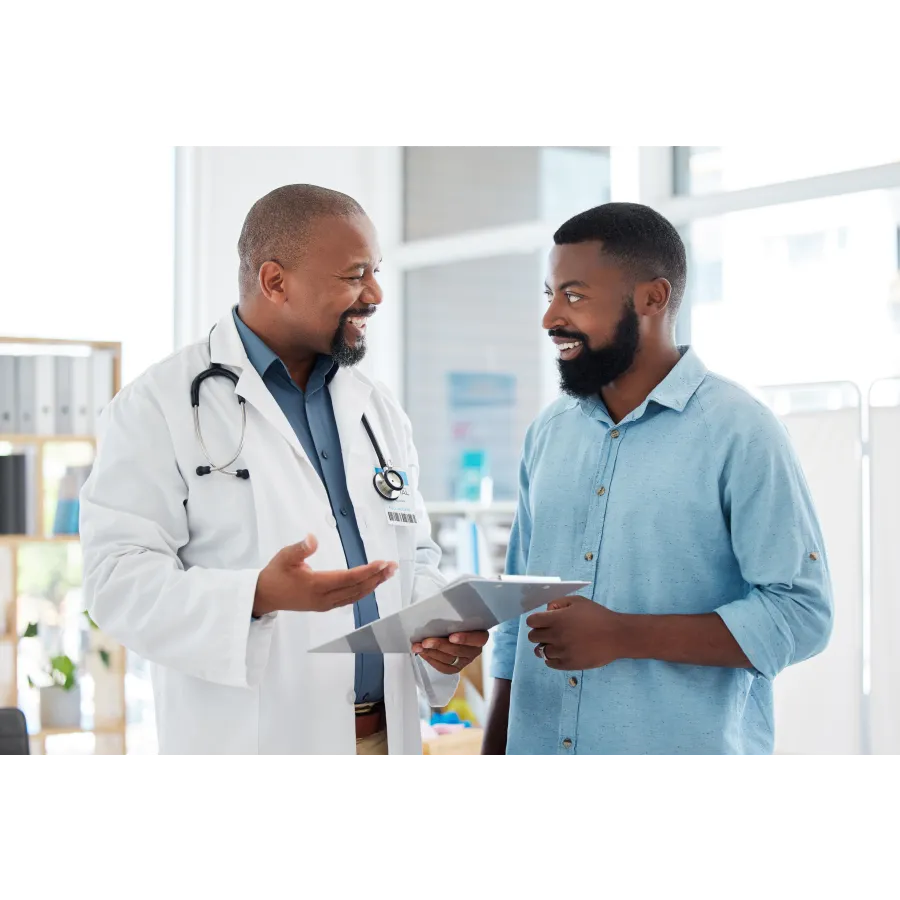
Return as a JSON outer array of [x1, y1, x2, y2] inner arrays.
[[645, 345, 708, 412], [578, 346, 708, 424], [231, 307, 337, 390]]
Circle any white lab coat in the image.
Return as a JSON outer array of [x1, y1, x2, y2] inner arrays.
[[79, 311, 457, 754]]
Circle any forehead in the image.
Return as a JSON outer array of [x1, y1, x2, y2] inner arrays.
[[546, 241, 626, 288], [304, 213, 381, 265]]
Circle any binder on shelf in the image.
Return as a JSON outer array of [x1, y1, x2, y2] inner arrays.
[[14, 357, 36, 434], [0, 456, 14, 533], [71, 356, 91, 435], [0, 454, 28, 535], [33, 355, 56, 436], [54, 355, 74, 434], [20, 449, 35, 535], [0, 356, 16, 434], [12, 454, 28, 535], [91, 349, 115, 431]]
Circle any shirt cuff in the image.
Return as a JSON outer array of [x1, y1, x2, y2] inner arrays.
[[715, 592, 795, 681]]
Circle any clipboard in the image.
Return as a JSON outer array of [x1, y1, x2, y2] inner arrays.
[[309, 574, 590, 654]]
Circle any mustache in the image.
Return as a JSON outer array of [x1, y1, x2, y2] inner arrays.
[[341, 305, 377, 322], [548, 327, 587, 342]]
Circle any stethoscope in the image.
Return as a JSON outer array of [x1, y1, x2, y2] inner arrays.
[[191, 327, 406, 501]]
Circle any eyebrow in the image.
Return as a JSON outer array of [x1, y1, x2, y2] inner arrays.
[[343, 257, 383, 272], [544, 279, 590, 292]]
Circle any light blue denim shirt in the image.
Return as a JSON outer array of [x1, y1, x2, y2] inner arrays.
[[491, 347, 833, 754]]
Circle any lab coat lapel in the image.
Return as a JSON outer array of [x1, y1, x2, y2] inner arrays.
[[328, 368, 405, 620], [208, 311, 322, 487], [328, 368, 374, 462]]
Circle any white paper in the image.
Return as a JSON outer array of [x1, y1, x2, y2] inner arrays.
[[309, 575, 590, 654]]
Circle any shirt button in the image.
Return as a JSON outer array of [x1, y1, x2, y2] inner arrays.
[[568, 676, 578, 687], [329, 515, 337, 527], [585, 552, 593, 561], [340, 507, 348, 516], [610, 429, 620, 439], [321, 450, 329, 460], [809, 552, 819, 561], [562, 738, 573, 749], [596, 486, 606, 496], [346, 691, 355, 704]]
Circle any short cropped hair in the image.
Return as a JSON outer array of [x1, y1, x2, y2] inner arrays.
[[237, 184, 365, 296], [554, 202, 687, 315]]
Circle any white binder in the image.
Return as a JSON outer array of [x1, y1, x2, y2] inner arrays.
[[14, 357, 36, 434], [71, 356, 91, 435], [91, 350, 115, 431], [55, 355, 74, 434], [33, 356, 56, 436], [310, 575, 590, 654], [0, 356, 16, 434]]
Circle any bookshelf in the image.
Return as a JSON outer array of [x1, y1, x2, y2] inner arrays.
[[0, 335, 125, 754]]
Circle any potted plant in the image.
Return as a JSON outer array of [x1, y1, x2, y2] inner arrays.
[[22, 614, 111, 730]]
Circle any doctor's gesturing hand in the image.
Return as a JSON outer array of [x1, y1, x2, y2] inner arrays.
[[252, 533, 398, 617]]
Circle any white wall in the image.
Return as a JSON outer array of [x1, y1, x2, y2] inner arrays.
[[174, 146, 403, 396], [2, 145, 174, 383]]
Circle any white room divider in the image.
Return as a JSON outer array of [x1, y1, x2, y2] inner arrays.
[[765, 384, 864, 753], [869, 378, 900, 754]]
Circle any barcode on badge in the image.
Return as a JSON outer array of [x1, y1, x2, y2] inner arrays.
[[386, 510, 418, 526]]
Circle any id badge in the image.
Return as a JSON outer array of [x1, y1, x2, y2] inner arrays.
[[375, 467, 417, 527]]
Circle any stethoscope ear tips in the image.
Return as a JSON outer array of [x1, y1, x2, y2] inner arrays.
[[196, 464, 249, 478]]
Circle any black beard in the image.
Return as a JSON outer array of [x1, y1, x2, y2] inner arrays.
[[330, 314, 369, 368], [555, 299, 640, 398]]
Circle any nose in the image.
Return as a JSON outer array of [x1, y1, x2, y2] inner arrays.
[[365, 272, 384, 306], [542, 293, 568, 332]]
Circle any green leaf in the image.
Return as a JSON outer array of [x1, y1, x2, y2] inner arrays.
[[82, 610, 100, 630], [98, 649, 111, 669], [23, 622, 39, 638], [27, 675, 35, 689], [49, 655, 78, 691]]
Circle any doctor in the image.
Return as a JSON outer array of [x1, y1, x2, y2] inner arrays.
[[80, 184, 488, 754]]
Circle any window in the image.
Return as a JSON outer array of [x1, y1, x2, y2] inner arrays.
[[685, 189, 900, 387], [404, 147, 610, 240], [674, 146, 900, 196]]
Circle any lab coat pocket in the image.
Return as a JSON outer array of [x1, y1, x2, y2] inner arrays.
[[184, 469, 259, 568]]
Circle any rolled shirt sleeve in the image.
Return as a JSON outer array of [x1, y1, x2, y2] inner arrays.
[[715, 413, 834, 680]]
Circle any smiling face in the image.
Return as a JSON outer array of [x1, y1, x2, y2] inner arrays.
[[261, 213, 383, 366], [543, 240, 642, 397]]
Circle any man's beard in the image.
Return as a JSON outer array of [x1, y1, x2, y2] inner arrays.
[[554, 298, 640, 399], [330, 310, 371, 367]]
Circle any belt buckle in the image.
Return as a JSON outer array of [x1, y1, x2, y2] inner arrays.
[[355, 701, 379, 717]]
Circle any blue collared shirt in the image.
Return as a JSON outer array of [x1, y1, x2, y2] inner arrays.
[[233, 308, 383, 703], [491, 347, 833, 754]]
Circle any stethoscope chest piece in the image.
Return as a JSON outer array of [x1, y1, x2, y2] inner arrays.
[[373, 466, 404, 501]]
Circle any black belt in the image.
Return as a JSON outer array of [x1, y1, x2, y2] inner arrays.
[[354, 701, 385, 740]]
